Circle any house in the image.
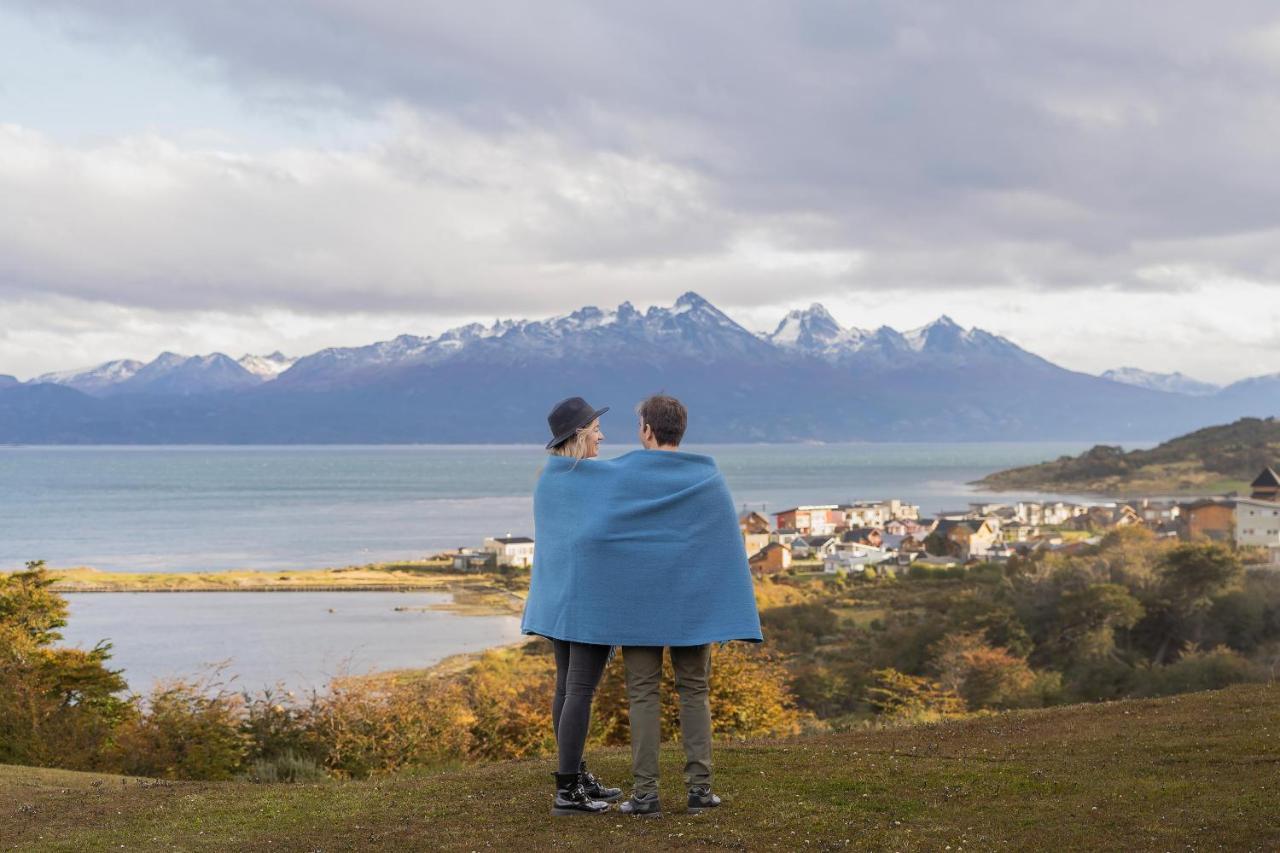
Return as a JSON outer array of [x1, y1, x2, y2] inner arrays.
[[1132, 499, 1181, 525], [928, 518, 999, 559], [739, 512, 773, 559], [451, 549, 497, 572], [824, 544, 892, 575], [1180, 499, 1236, 542], [1250, 468, 1280, 502], [1016, 501, 1084, 526], [841, 527, 883, 548], [1002, 521, 1039, 542], [879, 532, 908, 552], [885, 518, 910, 537], [775, 505, 842, 536], [749, 542, 792, 577], [770, 527, 803, 547], [1070, 504, 1142, 531], [1234, 498, 1280, 563], [903, 518, 938, 538], [912, 554, 962, 569], [838, 502, 888, 528], [483, 535, 535, 568], [789, 534, 838, 560]]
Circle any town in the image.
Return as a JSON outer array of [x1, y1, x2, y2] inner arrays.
[[446, 467, 1280, 578]]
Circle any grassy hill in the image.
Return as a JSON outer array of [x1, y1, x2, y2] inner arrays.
[[3, 684, 1277, 852], [975, 416, 1280, 495]]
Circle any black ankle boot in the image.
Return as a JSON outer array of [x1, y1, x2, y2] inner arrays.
[[580, 760, 622, 802], [551, 771, 610, 816]]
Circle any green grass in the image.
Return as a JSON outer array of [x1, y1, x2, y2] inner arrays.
[[3, 684, 1278, 851]]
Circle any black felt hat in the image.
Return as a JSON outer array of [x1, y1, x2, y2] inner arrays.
[[545, 396, 610, 449]]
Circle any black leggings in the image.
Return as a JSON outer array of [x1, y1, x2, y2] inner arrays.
[[550, 639, 611, 775]]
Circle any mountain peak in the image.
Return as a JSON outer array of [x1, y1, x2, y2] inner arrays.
[[769, 303, 844, 349], [673, 291, 712, 310]]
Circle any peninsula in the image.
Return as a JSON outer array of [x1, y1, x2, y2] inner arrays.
[[974, 416, 1280, 495]]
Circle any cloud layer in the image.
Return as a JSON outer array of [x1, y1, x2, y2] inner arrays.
[[3, 1, 1280, 380]]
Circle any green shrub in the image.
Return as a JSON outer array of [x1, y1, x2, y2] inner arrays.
[[114, 680, 250, 780], [238, 750, 328, 784], [1133, 647, 1264, 698]]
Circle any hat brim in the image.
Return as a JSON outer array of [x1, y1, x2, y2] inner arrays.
[[545, 405, 610, 449]]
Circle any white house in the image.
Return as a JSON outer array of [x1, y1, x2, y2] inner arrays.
[[483, 535, 535, 568], [1234, 499, 1280, 564], [824, 544, 892, 574]]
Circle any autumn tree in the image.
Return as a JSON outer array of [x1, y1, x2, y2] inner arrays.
[[0, 561, 132, 769], [864, 668, 966, 720]]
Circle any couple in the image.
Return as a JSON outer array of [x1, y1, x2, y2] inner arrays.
[[521, 394, 763, 817]]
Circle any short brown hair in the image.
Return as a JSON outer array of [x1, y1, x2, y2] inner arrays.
[[637, 395, 687, 447]]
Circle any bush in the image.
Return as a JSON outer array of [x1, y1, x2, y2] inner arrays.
[[592, 643, 809, 745], [864, 668, 966, 721], [114, 680, 250, 780], [930, 632, 1046, 710], [760, 603, 842, 653], [1132, 647, 1264, 698], [239, 750, 328, 784], [305, 675, 475, 778]]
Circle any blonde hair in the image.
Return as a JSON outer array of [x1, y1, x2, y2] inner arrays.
[[549, 418, 599, 462]]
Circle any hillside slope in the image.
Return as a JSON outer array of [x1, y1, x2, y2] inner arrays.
[[2, 684, 1276, 851], [975, 416, 1280, 495]]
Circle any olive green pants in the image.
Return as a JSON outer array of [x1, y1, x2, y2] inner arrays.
[[622, 644, 712, 796]]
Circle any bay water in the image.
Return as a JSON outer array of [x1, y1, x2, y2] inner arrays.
[[2, 442, 1110, 690]]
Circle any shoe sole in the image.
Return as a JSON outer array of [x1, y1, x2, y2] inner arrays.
[[550, 807, 611, 816]]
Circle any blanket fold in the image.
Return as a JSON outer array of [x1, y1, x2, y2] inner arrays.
[[521, 449, 763, 646]]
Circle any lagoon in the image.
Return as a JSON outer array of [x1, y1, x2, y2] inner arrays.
[[60, 590, 525, 695]]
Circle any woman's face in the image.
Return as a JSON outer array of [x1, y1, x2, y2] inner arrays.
[[580, 419, 604, 458]]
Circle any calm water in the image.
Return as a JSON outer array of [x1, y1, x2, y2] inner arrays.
[[61, 591, 524, 694], [0, 442, 1106, 573], [4, 442, 1112, 690]]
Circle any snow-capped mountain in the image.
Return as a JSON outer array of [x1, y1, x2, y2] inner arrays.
[[237, 352, 296, 379], [113, 352, 262, 396], [1101, 368, 1220, 397], [34, 359, 145, 396], [278, 292, 770, 389], [766, 307, 1047, 368], [2, 291, 1270, 443]]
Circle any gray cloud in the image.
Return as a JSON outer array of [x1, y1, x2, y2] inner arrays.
[[3, 0, 1280, 336]]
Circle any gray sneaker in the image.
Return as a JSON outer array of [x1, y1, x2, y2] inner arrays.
[[618, 791, 662, 817], [687, 785, 721, 814]]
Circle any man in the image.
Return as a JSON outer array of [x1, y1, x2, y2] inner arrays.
[[618, 394, 721, 818]]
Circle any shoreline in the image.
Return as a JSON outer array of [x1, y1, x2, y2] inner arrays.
[[35, 562, 527, 616]]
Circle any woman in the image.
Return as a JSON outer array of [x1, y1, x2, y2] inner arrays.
[[530, 396, 621, 816]]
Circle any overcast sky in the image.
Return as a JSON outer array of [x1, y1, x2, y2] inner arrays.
[[2, 2, 1279, 383]]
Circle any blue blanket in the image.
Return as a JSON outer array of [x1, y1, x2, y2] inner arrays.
[[521, 449, 763, 646]]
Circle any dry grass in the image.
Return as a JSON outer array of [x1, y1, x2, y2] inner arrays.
[[3, 683, 1277, 851], [43, 562, 515, 594]]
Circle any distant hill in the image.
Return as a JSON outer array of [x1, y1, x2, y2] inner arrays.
[[975, 416, 1280, 494], [2, 684, 1276, 849], [1, 292, 1275, 443]]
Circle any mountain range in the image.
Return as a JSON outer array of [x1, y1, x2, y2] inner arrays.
[[1, 292, 1276, 443]]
